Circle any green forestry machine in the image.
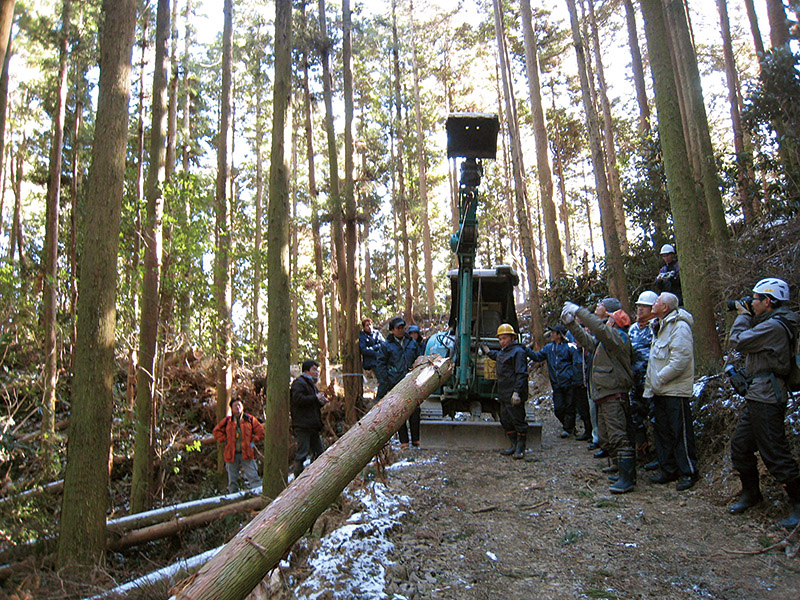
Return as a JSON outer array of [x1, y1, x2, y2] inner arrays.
[[419, 113, 541, 450]]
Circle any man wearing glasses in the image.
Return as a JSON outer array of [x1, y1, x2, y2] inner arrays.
[[728, 277, 800, 529]]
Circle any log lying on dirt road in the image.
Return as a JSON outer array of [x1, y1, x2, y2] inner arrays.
[[169, 355, 453, 600]]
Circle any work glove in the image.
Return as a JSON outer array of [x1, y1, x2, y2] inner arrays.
[[511, 391, 521, 406], [561, 301, 580, 324], [479, 343, 490, 356], [734, 300, 751, 316]]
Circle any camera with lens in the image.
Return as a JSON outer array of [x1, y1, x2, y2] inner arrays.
[[724, 364, 749, 396], [726, 296, 753, 313]]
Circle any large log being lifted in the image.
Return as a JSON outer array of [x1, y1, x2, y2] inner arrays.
[[170, 355, 453, 600]]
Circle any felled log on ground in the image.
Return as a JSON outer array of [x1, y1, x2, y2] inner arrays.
[[0, 479, 64, 507], [169, 355, 453, 600], [107, 496, 267, 551], [107, 487, 264, 535]]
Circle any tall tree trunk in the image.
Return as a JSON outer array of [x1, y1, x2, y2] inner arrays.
[[214, 0, 234, 476], [0, 0, 15, 71], [253, 77, 264, 362], [290, 125, 299, 363], [0, 21, 12, 209], [341, 0, 361, 423], [492, 0, 544, 347], [56, 0, 136, 567], [566, 0, 628, 307], [716, 0, 754, 221], [409, 0, 435, 311], [68, 101, 82, 372], [302, 23, 329, 388], [521, 0, 564, 280], [587, 0, 628, 255], [318, 0, 346, 361], [361, 221, 373, 312], [131, 0, 170, 514], [766, 0, 790, 48], [264, 0, 293, 498], [8, 138, 23, 263], [392, 1, 413, 323], [42, 0, 72, 460], [662, 0, 729, 251], [623, 0, 650, 133], [743, 0, 765, 58], [639, 0, 722, 371]]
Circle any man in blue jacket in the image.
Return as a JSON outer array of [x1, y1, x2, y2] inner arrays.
[[376, 316, 421, 448], [527, 324, 575, 438], [359, 317, 384, 375]]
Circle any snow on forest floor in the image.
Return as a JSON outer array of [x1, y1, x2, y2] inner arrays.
[[287, 405, 800, 600]]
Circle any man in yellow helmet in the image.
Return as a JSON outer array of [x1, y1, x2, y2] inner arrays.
[[481, 324, 529, 459]]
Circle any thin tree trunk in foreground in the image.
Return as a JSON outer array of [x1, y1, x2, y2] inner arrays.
[[169, 356, 453, 600]]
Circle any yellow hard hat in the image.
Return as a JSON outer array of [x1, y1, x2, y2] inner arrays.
[[496, 323, 516, 336]]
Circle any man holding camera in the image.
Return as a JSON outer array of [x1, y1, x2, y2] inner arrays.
[[728, 277, 800, 529]]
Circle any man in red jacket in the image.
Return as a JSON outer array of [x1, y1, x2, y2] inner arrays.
[[213, 398, 265, 493]]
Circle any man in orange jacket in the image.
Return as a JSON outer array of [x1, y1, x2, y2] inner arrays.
[[212, 398, 265, 493]]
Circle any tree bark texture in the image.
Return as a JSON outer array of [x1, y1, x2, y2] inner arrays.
[[41, 0, 71, 458], [214, 0, 234, 475], [392, 1, 413, 323], [742, 0, 765, 58], [520, 0, 564, 281], [318, 0, 347, 361], [566, 0, 628, 308], [623, 0, 650, 133], [342, 0, 362, 424], [409, 0, 436, 311], [0, 0, 14, 71], [169, 356, 454, 600], [492, 0, 544, 347], [766, 0, 790, 48], [587, 0, 628, 255], [56, 0, 136, 567], [639, 0, 722, 370], [301, 28, 330, 388], [131, 0, 170, 514], [662, 0, 729, 250], [264, 0, 293, 500]]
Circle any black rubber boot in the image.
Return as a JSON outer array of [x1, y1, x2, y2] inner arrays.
[[500, 432, 517, 456], [634, 430, 649, 462], [728, 472, 762, 515], [292, 460, 304, 479], [601, 458, 618, 474], [609, 449, 636, 494], [778, 478, 800, 529], [513, 434, 526, 459]]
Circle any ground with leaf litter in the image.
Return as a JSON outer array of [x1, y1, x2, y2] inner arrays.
[[288, 397, 799, 600]]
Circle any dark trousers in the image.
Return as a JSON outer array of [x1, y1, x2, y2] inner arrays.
[[652, 395, 698, 477], [629, 379, 649, 435], [398, 406, 421, 444], [500, 399, 528, 436], [293, 428, 324, 475], [573, 385, 591, 434], [731, 400, 800, 484], [552, 385, 575, 432]]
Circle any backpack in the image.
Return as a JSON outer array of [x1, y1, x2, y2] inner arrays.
[[771, 313, 800, 392]]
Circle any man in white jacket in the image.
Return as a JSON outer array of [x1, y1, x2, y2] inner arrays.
[[644, 292, 699, 491]]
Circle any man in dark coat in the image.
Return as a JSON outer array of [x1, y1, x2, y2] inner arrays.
[[727, 277, 800, 529], [359, 317, 384, 373], [527, 324, 575, 438], [655, 243, 682, 305], [376, 316, 421, 448], [290, 359, 327, 478], [482, 323, 529, 459]]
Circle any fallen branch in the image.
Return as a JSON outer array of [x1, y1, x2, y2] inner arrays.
[[716, 522, 800, 557]]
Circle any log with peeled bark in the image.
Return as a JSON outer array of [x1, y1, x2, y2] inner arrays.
[[169, 355, 453, 600], [107, 496, 268, 551]]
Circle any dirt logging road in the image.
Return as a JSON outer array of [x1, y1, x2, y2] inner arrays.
[[363, 409, 799, 600]]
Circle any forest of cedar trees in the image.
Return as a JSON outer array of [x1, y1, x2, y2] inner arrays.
[[0, 0, 799, 597]]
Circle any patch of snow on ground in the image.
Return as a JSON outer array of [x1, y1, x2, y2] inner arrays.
[[386, 456, 438, 470], [294, 482, 410, 599]]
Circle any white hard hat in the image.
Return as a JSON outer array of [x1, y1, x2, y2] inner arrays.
[[752, 278, 790, 302], [660, 244, 675, 254], [635, 291, 659, 306]]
